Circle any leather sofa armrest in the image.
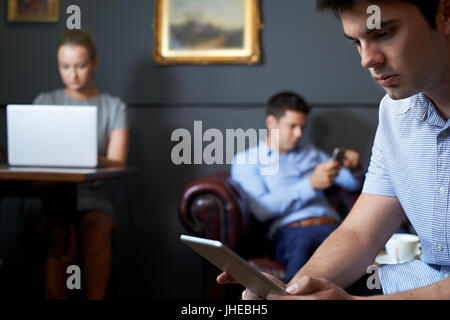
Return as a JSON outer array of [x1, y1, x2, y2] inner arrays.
[[179, 172, 248, 250]]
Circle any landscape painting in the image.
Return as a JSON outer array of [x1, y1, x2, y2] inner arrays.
[[154, 0, 262, 65], [169, 0, 245, 50]]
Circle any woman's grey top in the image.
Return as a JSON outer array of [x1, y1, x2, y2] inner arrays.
[[33, 89, 128, 156]]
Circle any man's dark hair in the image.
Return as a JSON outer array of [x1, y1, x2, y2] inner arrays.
[[316, 0, 440, 28], [267, 92, 311, 119]]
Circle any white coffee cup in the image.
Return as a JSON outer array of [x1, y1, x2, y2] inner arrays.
[[385, 233, 420, 263]]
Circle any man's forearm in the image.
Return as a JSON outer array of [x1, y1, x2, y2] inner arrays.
[[290, 225, 380, 289], [290, 194, 405, 289]]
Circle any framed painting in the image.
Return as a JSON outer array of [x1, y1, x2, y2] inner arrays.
[[153, 0, 263, 65], [7, 0, 60, 23]]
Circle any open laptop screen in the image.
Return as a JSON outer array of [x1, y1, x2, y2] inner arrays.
[[7, 105, 97, 168]]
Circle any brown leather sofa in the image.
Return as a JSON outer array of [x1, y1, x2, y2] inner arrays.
[[179, 172, 360, 299]]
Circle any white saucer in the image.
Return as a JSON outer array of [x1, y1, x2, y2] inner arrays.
[[375, 253, 420, 265], [375, 253, 398, 265]]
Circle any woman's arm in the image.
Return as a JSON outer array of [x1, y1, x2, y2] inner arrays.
[[99, 128, 130, 167]]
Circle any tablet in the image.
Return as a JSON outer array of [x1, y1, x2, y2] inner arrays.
[[180, 235, 287, 298]]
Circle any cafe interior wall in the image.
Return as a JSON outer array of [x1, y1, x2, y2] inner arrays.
[[0, 0, 383, 299]]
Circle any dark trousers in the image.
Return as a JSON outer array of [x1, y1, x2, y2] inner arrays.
[[272, 224, 337, 278], [273, 224, 384, 297]]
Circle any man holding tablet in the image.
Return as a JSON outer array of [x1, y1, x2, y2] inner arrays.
[[219, 0, 450, 299]]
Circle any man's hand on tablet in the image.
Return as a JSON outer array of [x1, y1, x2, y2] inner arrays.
[[217, 272, 355, 300], [217, 271, 286, 300], [267, 276, 355, 300]]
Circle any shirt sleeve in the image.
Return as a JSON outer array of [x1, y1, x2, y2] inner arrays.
[[334, 168, 363, 191], [33, 92, 48, 105], [109, 98, 128, 132], [231, 155, 317, 222], [362, 107, 396, 197]]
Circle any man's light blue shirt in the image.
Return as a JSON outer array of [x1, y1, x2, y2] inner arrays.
[[231, 142, 362, 239], [363, 93, 450, 294]]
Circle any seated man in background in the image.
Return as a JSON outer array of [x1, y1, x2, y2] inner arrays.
[[231, 92, 363, 278]]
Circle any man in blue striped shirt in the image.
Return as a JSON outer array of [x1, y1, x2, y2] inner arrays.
[[219, 0, 450, 299], [275, 0, 450, 300]]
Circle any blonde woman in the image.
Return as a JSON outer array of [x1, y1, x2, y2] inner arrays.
[[33, 30, 129, 299]]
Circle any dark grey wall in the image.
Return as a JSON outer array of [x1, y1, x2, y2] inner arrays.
[[0, 104, 379, 300], [0, 0, 382, 300], [0, 0, 385, 104]]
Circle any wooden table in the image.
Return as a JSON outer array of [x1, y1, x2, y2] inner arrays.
[[0, 165, 136, 298], [0, 165, 135, 183]]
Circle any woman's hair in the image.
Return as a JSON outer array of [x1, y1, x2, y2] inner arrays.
[[57, 29, 97, 61]]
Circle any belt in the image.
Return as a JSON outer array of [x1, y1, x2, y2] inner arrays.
[[287, 217, 337, 228]]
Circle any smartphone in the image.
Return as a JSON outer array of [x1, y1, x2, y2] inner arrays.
[[180, 235, 287, 298], [331, 147, 346, 165]]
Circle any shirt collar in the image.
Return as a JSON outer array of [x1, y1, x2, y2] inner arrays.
[[410, 93, 432, 122], [410, 93, 447, 127], [391, 93, 429, 119], [259, 141, 302, 157], [259, 141, 271, 157]]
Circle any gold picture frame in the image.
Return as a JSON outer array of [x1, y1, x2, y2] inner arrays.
[[153, 0, 263, 65], [8, 0, 60, 23]]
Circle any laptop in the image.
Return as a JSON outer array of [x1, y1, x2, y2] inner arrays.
[[7, 105, 98, 168]]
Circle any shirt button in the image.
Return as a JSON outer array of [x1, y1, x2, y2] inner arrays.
[[437, 244, 444, 252], [440, 187, 446, 195]]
